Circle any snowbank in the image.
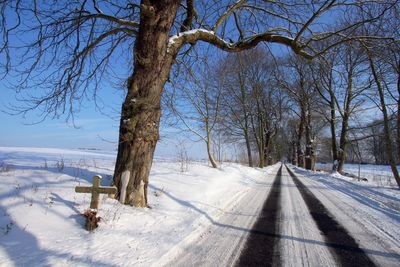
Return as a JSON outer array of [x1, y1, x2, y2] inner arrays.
[[316, 162, 399, 188]]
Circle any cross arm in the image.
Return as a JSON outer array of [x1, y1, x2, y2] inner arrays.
[[75, 186, 117, 194], [75, 187, 92, 193], [97, 187, 117, 195]]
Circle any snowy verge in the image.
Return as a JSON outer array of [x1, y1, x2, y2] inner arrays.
[[0, 147, 271, 266], [316, 162, 399, 188]]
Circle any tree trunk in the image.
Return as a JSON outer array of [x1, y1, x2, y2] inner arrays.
[[329, 90, 338, 164], [250, 111, 264, 168], [258, 131, 265, 168], [244, 130, 253, 167], [367, 51, 400, 188], [257, 145, 264, 168], [113, 1, 180, 207], [263, 131, 272, 167], [206, 132, 218, 168], [337, 72, 353, 174], [305, 136, 313, 170], [397, 68, 400, 163], [337, 115, 349, 173], [255, 126, 264, 168], [297, 104, 306, 168], [305, 102, 314, 170], [291, 141, 297, 165]]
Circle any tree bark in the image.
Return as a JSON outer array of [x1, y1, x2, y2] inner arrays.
[[329, 89, 338, 163], [263, 130, 272, 167], [239, 68, 254, 168], [251, 110, 265, 168], [206, 131, 218, 168], [297, 103, 306, 168], [337, 115, 349, 173], [305, 101, 314, 170], [244, 130, 253, 167], [257, 143, 264, 168], [291, 140, 297, 165], [397, 65, 400, 163], [337, 72, 353, 174], [113, 1, 180, 207]]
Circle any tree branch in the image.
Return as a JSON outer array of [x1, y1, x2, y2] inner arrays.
[[169, 29, 312, 59], [212, 0, 248, 32], [180, 0, 195, 32]]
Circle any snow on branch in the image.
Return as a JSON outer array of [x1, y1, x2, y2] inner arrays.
[[167, 29, 312, 59]]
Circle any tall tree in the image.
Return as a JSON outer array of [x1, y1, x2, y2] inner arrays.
[[166, 58, 222, 168], [219, 52, 254, 167], [279, 56, 317, 169], [312, 50, 340, 169], [365, 46, 400, 188], [334, 41, 370, 173], [360, 4, 400, 186], [246, 48, 285, 167], [1, 1, 395, 207]]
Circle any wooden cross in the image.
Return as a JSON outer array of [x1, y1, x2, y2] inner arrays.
[[75, 175, 117, 210]]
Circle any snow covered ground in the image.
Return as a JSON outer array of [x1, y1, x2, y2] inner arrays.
[[0, 146, 270, 266], [316, 162, 398, 187], [0, 147, 399, 266]]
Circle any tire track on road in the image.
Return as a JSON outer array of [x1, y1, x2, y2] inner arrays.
[[236, 165, 282, 267], [286, 165, 376, 267]]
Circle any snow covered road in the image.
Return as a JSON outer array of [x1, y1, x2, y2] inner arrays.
[[155, 164, 282, 266], [288, 166, 400, 267], [158, 164, 400, 267]]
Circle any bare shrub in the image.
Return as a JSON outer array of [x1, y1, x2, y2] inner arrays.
[[177, 141, 189, 173], [55, 157, 65, 172], [0, 161, 13, 173], [1, 221, 14, 235]]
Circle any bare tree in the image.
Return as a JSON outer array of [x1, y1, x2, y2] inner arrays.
[[286, 119, 299, 165], [1, 1, 396, 207], [219, 52, 254, 167], [334, 41, 372, 173], [366, 49, 400, 187], [385, 43, 400, 163], [358, 4, 400, 187], [312, 49, 340, 169], [365, 119, 387, 164], [167, 58, 222, 168], [363, 41, 400, 187], [244, 48, 285, 167], [278, 55, 318, 169]]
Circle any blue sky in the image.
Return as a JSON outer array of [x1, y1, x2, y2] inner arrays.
[[0, 76, 208, 158], [0, 83, 119, 150]]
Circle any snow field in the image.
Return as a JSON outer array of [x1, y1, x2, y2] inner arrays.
[[316, 162, 398, 187], [0, 147, 271, 266]]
